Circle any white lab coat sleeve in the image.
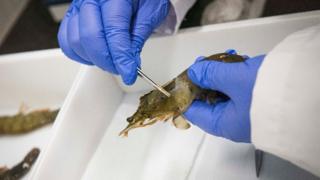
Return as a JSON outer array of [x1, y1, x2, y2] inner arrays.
[[251, 24, 320, 177], [154, 0, 197, 34]]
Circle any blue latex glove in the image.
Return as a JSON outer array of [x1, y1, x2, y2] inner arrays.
[[184, 50, 265, 142], [58, 0, 170, 85]]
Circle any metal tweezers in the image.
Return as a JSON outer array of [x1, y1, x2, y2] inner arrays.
[[137, 68, 171, 97]]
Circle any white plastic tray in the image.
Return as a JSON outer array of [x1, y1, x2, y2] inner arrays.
[[0, 49, 80, 179], [4, 11, 320, 180]]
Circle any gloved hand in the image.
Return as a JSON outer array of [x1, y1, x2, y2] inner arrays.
[[184, 50, 265, 142], [58, 0, 170, 85]]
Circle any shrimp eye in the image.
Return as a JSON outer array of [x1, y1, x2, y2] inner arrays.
[[127, 117, 133, 122]]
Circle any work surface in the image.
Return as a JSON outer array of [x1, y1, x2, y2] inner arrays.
[[81, 92, 319, 180]]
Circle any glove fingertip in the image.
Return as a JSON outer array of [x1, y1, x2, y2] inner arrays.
[[187, 66, 200, 86], [188, 56, 211, 88], [187, 60, 209, 88], [225, 49, 237, 55], [123, 71, 137, 85], [119, 61, 138, 85]]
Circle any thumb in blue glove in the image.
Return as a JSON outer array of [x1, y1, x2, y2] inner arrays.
[[184, 51, 265, 142], [58, 0, 170, 85]]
